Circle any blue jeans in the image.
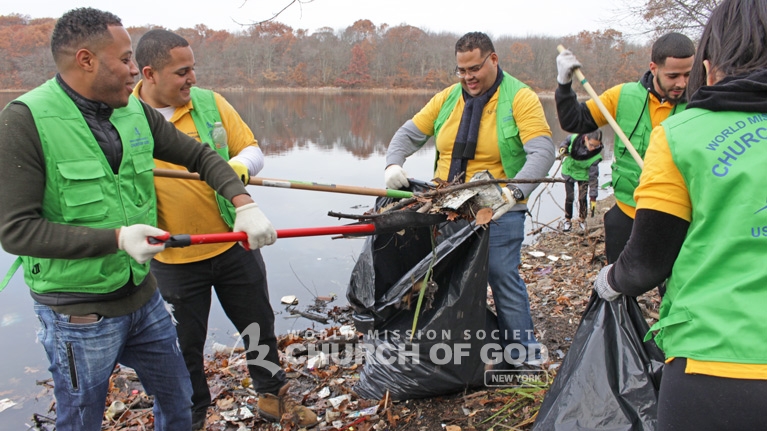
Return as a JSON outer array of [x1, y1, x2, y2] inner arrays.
[[34, 289, 192, 431], [488, 210, 539, 360]]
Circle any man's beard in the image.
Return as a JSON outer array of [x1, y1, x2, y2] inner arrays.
[[656, 77, 685, 105]]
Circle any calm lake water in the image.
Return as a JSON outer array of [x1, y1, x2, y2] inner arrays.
[[0, 90, 613, 428]]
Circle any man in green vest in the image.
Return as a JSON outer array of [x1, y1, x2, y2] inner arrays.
[[133, 29, 317, 429], [555, 32, 695, 263], [0, 8, 276, 430], [384, 32, 555, 368], [557, 130, 603, 231]]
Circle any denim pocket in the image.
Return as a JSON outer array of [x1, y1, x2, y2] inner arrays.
[[65, 342, 79, 390]]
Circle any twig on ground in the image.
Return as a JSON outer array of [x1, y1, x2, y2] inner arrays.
[[529, 217, 561, 236]]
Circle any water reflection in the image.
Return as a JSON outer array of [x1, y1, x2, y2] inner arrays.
[[0, 91, 607, 158], [224, 91, 435, 156]]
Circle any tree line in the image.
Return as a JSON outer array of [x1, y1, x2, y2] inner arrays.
[[0, 13, 653, 93]]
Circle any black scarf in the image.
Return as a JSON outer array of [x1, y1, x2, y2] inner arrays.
[[447, 65, 505, 183]]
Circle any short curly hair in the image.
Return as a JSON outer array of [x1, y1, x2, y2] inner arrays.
[[455, 32, 495, 56], [650, 32, 695, 66], [51, 7, 122, 65], [136, 29, 190, 71]]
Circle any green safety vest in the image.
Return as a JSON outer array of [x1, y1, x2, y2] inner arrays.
[[13, 79, 156, 294], [612, 81, 686, 207], [647, 108, 767, 364], [188, 87, 237, 227], [433, 72, 528, 179], [562, 134, 602, 181]]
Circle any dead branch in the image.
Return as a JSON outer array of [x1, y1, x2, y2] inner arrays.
[[233, 0, 315, 27], [288, 307, 329, 324], [389, 177, 565, 211], [528, 217, 562, 236]]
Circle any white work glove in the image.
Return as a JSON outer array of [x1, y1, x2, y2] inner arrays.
[[594, 264, 622, 301], [118, 224, 167, 264], [384, 165, 410, 190], [556, 49, 583, 85], [491, 187, 517, 221], [233, 203, 277, 250]]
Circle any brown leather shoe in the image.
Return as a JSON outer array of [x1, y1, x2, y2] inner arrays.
[[257, 384, 319, 428]]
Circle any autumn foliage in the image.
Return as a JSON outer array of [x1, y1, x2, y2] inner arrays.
[[1, 15, 651, 93]]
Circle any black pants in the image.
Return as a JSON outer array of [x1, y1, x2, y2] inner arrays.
[[658, 358, 767, 430], [603, 204, 634, 264], [564, 176, 589, 220], [151, 245, 286, 418]]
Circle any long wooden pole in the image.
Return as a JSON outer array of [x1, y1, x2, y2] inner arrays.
[[152, 169, 415, 199], [557, 45, 644, 168]]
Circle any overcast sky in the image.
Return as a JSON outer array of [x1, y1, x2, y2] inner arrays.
[[1, 0, 648, 43]]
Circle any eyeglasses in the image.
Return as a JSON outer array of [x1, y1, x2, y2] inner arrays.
[[454, 52, 493, 78], [586, 138, 602, 149]]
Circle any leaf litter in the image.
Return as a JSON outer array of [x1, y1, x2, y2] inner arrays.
[[25, 196, 662, 430]]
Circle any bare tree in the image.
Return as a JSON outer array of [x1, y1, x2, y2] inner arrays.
[[0, 9, 650, 92], [620, 0, 721, 39], [235, 0, 316, 27]]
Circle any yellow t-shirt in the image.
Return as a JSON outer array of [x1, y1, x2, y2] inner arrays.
[[412, 85, 551, 181], [132, 82, 259, 263], [636, 126, 767, 379]]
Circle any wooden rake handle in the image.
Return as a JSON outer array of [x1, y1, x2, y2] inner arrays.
[[152, 169, 414, 199], [557, 45, 644, 169]]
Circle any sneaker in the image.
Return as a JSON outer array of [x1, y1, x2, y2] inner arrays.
[[579, 221, 586, 231], [257, 384, 319, 428], [562, 220, 572, 232]]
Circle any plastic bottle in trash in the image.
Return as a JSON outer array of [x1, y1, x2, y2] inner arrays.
[[212, 121, 227, 150]]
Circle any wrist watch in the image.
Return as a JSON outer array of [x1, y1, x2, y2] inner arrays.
[[508, 186, 524, 201]]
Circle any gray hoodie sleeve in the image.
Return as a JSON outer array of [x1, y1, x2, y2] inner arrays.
[[385, 120, 431, 167], [512, 135, 556, 199]]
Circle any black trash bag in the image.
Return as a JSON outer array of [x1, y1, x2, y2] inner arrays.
[[533, 293, 665, 431], [347, 190, 471, 325], [348, 208, 497, 400]]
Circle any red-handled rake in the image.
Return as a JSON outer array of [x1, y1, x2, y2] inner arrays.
[[150, 210, 447, 248]]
